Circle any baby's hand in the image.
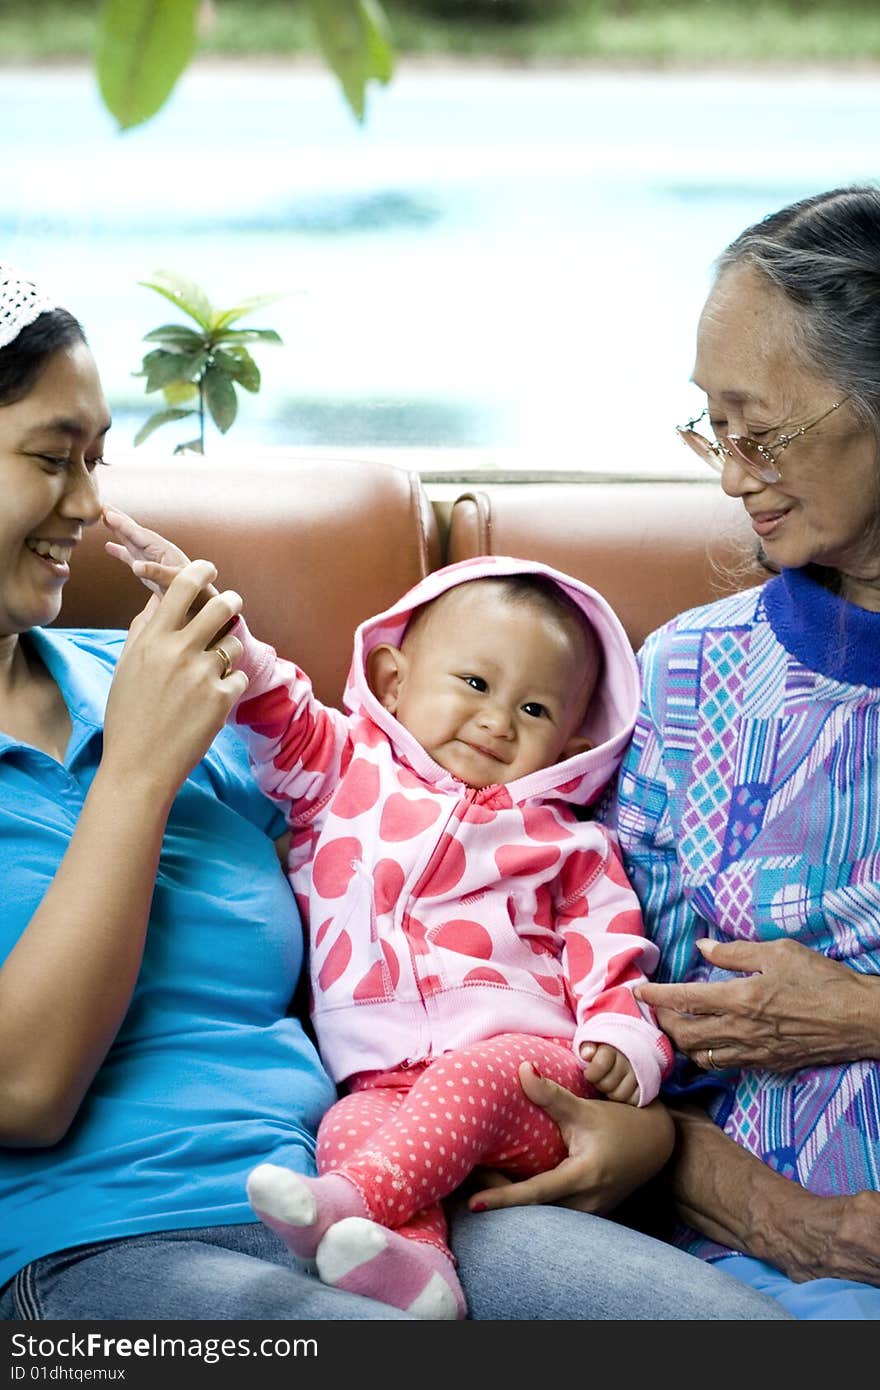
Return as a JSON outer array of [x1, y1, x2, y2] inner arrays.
[[104, 506, 215, 603], [104, 506, 191, 594], [579, 1042, 640, 1106]]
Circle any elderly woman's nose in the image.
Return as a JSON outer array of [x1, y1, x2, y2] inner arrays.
[[720, 450, 764, 499]]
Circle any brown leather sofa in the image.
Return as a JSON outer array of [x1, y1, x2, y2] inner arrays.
[[61, 454, 766, 701], [49, 454, 777, 1277], [64, 456, 441, 708]]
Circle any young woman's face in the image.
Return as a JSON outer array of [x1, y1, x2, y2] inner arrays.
[[694, 264, 880, 607], [0, 341, 110, 640]]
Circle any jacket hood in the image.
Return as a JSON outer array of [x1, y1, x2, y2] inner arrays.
[[343, 555, 640, 807]]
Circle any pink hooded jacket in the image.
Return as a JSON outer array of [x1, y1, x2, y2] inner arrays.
[[233, 556, 672, 1104]]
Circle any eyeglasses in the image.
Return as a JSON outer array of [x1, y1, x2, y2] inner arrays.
[[676, 398, 848, 484]]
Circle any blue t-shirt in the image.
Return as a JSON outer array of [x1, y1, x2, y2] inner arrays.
[[0, 628, 336, 1287]]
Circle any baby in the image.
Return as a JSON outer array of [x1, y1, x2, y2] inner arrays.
[[107, 510, 672, 1321]]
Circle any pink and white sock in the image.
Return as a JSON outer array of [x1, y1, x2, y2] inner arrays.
[[316, 1217, 466, 1320], [246, 1164, 366, 1262]]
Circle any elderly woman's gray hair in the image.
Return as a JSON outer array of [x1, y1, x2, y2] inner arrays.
[[715, 185, 880, 446]]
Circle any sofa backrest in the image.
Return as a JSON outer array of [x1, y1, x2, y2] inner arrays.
[[58, 456, 768, 706], [59, 456, 441, 708], [446, 481, 766, 650]]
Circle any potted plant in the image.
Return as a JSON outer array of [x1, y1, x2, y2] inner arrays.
[[134, 269, 283, 453]]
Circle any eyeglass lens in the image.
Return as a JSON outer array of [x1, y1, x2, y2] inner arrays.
[[678, 429, 723, 470], [678, 426, 780, 482]]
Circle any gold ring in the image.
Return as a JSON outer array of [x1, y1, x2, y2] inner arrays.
[[707, 1047, 715, 1069], [214, 644, 233, 680]]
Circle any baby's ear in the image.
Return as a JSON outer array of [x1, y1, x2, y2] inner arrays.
[[560, 733, 593, 761], [367, 644, 407, 712]]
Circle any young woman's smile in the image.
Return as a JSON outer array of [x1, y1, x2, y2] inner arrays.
[[0, 341, 109, 638]]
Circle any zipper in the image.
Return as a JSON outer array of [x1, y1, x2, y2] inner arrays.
[[397, 789, 468, 1058]]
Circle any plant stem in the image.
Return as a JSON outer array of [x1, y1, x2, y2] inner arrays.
[[198, 377, 206, 454]]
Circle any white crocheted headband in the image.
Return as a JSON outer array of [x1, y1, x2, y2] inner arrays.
[[0, 263, 56, 351]]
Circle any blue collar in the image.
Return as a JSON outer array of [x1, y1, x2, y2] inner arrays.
[[0, 628, 112, 762], [763, 567, 880, 687]]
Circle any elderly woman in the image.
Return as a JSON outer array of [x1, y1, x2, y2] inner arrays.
[[478, 186, 880, 1320], [0, 264, 788, 1322]]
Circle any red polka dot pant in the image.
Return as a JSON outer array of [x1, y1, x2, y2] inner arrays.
[[316, 1032, 593, 1251]]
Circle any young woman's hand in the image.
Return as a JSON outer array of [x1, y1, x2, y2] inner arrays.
[[467, 1062, 674, 1216], [102, 558, 247, 799]]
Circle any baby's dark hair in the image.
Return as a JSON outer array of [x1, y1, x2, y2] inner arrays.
[[404, 571, 603, 693], [491, 573, 594, 644], [0, 308, 86, 406]]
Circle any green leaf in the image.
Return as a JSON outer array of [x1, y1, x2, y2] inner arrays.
[[139, 347, 207, 393], [139, 270, 214, 330], [143, 323, 207, 350], [306, 0, 395, 123], [210, 293, 286, 333], [133, 406, 195, 447], [96, 0, 200, 133], [203, 366, 238, 434], [212, 348, 261, 393], [363, 0, 395, 84], [135, 347, 180, 389], [216, 328, 283, 347], [162, 380, 200, 405], [174, 438, 204, 456]]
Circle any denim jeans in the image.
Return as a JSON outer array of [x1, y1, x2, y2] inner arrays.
[[0, 1209, 790, 1321]]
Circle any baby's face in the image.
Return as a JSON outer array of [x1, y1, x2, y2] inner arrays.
[[385, 583, 598, 787]]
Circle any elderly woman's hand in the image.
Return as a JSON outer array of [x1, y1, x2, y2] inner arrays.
[[671, 1102, 880, 1286], [466, 1063, 674, 1216], [635, 937, 880, 1073], [790, 1190, 880, 1286]]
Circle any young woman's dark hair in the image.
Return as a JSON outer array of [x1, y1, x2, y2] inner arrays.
[[0, 308, 86, 406]]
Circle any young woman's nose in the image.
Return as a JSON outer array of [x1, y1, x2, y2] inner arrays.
[[59, 461, 102, 525]]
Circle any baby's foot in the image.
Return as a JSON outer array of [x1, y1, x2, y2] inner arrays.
[[316, 1217, 466, 1320], [246, 1165, 365, 1262]]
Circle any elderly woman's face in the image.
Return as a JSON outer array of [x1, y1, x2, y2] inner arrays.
[[0, 341, 109, 639], [694, 264, 880, 603]]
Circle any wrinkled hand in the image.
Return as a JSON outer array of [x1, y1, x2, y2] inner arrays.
[[580, 1042, 640, 1105], [792, 1190, 880, 1286], [671, 1103, 880, 1285], [635, 937, 880, 1073], [467, 1062, 673, 1215], [102, 558, 247, 797]]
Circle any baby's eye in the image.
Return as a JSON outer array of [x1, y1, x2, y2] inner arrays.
[[462, 675, 488, 692], [522, 702, 548, 719]]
